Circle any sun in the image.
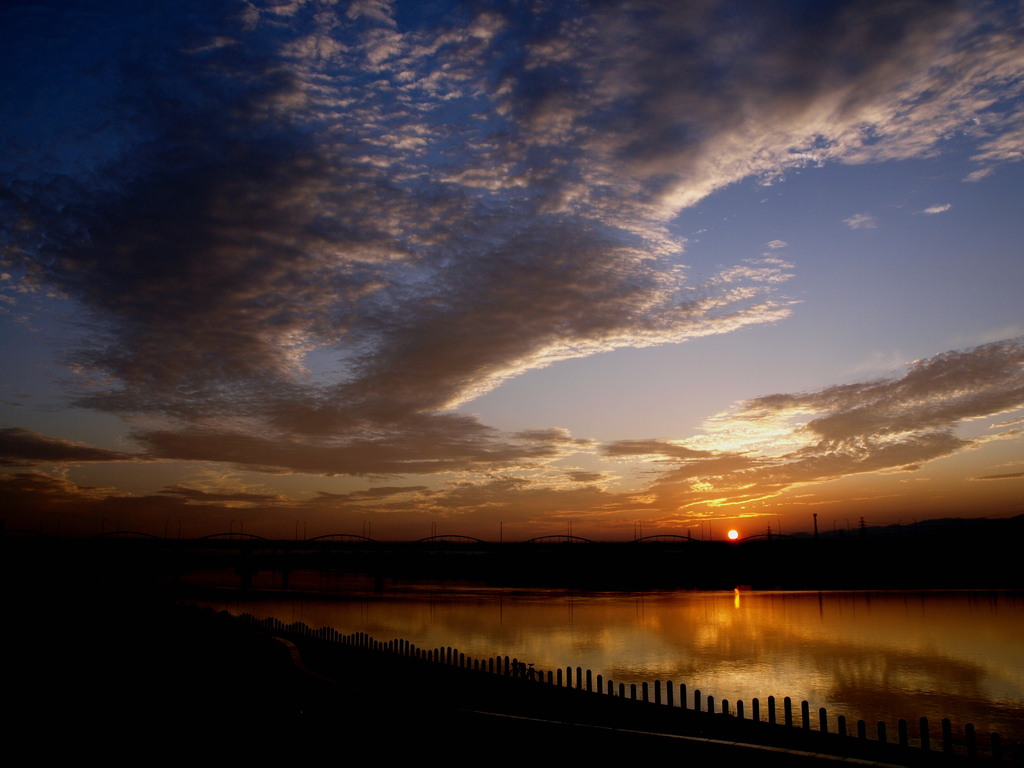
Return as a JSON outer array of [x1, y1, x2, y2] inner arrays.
[[727, 529, 739, 540]]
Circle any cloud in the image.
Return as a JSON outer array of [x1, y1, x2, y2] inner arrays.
[[602, 439, 713, 461], [316, 485, 429, 501], [134, 413, 580, 476], [159, 485, 286, 505], [0, 471, 309, 536], [0, 428, 133, 466], [844, 213, 877, 229], [2, 0, 803, 439], [922, 203, 953, 214], [7, 336, 1023, 536], [2, 1, 1023, 495], [642, 338, 1024, 509], [964, 167, 995, 182]]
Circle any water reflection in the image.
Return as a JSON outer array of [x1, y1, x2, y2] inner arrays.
[[200, 586, 1023, 742]]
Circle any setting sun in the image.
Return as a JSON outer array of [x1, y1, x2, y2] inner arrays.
[[727, 529, 739, 540]]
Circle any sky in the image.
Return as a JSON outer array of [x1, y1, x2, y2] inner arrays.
[[2, 0, 1023, 541]]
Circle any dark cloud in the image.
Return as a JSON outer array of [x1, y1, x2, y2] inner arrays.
[[135, 412, 573, 475], [775, 339, 1024, 442], [485, 0, 1020, 210], [602, 439, 713, 460], [316, 485, 429, 501], [0, 471, 306, 536], [159, 485, 286, 504], [0, 428, 133, 466]]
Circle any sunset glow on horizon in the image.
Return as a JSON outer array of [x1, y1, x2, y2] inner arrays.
[[2, 0, 1023, 540]]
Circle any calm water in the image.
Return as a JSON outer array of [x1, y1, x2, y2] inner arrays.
[[197, 583, 1024, 744]]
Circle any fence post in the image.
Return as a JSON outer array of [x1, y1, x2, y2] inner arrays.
[[631, 683, 638, 701], [784, 697, 793, 727], [737, 700, 744, 720], [642, 682, 649, 703], [707, 695, 715, 714], [920, 717, 930, 752], [654, 680, 661, 705], [965, 723, 977, 759], [941, 718, 952, 755], [768, 696, 776, 725], [992, 733, 1002, 762], [586, 669, 593, 692], [858, 720, 867, 740], [619, 682, 625, 698], [838, 715, 847, 737], [878, 721, 888, 744], [608, 679, 614, 696], [801, 700, 810, 729], [752, 698, 760, 723], [667, 680, 674, 708], [694, 689, 701, 712], [722, 699, 729, 716], [557, 668, 562, 687], [899, 719, 909, 748], [680, 684, 687, 710], [597, 674, 603, 693]]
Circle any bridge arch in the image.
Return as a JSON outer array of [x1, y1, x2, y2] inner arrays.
[[521, 535, 596, 544], [413, 534, 488, 544], [735, 533, 799, 543], [631, 534, 700, 544], [93, 530, 161, 539], [307, 533, 376, 543], [197, 532, 268, 541]]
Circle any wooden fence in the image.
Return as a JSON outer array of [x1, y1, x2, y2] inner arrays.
[[228, 609, 1008, 763]]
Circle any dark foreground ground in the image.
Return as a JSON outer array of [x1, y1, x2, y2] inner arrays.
[[5, 578, 845, 765], [8, 573, 1016, 766], [4, 533, 1020, 765]]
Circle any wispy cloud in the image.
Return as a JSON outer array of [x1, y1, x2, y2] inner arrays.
[[640, 338, 1024, 510], [844, 213, 877, 230], [923, 203, 953, 214]]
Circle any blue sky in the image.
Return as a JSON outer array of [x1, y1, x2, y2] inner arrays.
[[2, 0, 1023, 539]]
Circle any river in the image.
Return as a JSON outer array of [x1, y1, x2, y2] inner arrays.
[[193, 582, 1023, 746]]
